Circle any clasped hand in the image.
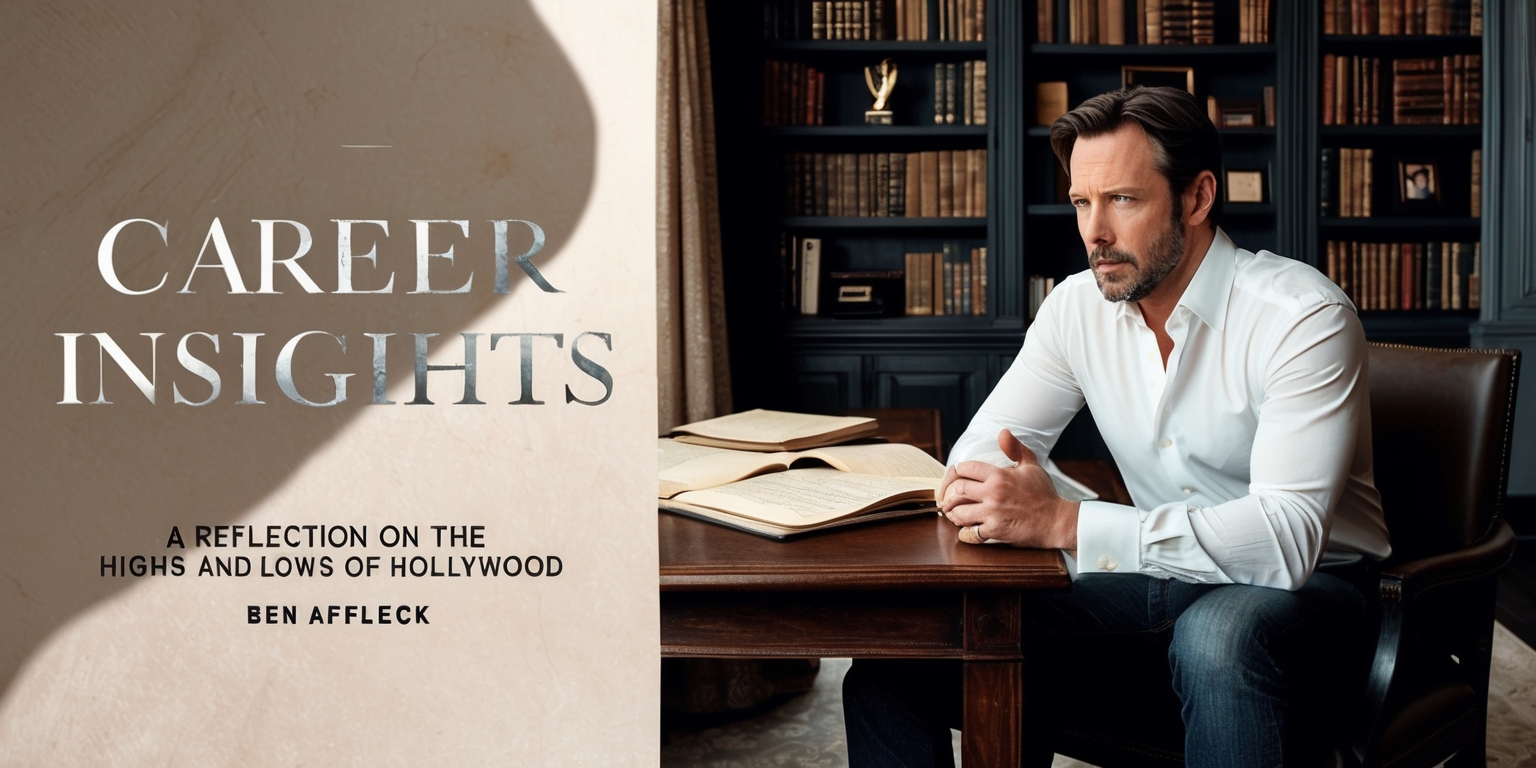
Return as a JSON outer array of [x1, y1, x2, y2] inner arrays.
[[938, 430, 1080, 550]]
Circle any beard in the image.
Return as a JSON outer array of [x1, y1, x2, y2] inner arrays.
[[1088, 212, 1187, 303]]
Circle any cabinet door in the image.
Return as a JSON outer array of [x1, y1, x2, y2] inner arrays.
[[871, 355, 992, 449], [784, 354, 864, 413]]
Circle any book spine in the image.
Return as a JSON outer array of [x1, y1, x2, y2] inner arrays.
[[1319, 147, 1336, 218], [905, 151, 922, 218], [944, 62, 958, 124], [937, 150, 955, 217], [919, 150, 940, 217], [962, 60, 974, 126], [977, 246, 988, 315], [973, 60, 987, 125], [1323, 54, 1336, 125], [800, 238, 821, 316], [933, 63, 945, 124], [974, 149, 987, 217], [926, 252, 938, 314]]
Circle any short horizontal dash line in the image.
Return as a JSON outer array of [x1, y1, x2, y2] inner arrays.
[[341, 144, 393, 148]]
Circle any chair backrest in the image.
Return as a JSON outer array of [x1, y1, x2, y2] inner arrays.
[[1367, 343, 1520, 564]]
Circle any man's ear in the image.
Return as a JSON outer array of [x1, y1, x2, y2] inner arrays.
[[1183, 170, 1218, 227]]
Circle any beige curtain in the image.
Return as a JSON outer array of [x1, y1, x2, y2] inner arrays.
[[656, 0, 820, 718], [657, 0, 732, 432]]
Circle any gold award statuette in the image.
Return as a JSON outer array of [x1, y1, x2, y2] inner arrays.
[[864, 58, 897, 125]]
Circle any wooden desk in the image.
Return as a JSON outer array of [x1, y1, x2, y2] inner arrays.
[[659, 512, 1072, 767]]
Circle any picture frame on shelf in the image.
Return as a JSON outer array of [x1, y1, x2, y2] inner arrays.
[[1122, 66, 1195, 95], [1210, 98, 1263, 129], [1225, 169, 1266, 204], [1397, 159, 1441, 209]]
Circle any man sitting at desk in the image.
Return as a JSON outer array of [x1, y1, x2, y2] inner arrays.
[[842, 86, 1391, 767]]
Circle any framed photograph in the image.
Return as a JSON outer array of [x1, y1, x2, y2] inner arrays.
[[1225, 169, 1266, 203], [1121, 65, 1195, 95], [1398, 160, 1440, 206], [1215, 99, 1263, 128]]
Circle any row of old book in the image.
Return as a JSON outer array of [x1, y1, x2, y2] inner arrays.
[[1323, 147, 1378, 218], [780, 149, 988, 218], [761, 59, 987, 128], [1319, 147, 1480, 218], [760, 0, 984, 41], [1324, 240, 1481, 311], [1322, 0, 1482, 36], [763, 60, 825, 126], [1040, 0, 1271, 45], [894, 0, 985, 41], [904, 245, 987, 316], [932, 61, 987, 125], [1321, 55, 1482, 125]]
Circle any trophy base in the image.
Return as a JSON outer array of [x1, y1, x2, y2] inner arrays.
[[864, 110, 893, 125]]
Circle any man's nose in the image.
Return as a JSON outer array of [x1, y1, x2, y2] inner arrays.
[[1080, 202, 1113, 248]]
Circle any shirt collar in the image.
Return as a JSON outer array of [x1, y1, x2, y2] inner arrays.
[[1110, 227, 1235, 332], [1177, 227, 1235, 333]]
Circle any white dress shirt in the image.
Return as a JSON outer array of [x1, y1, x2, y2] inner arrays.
[[949, 229, 1390, 590]]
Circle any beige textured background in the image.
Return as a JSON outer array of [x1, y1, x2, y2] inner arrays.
[[0, 1, 658, 764]]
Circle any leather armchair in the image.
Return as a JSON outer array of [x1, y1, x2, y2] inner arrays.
[[1049, 343, 1522, 768]]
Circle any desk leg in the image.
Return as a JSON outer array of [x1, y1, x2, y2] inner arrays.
[[961, 660, 1026, 767], [962, 589, 1043, 767]]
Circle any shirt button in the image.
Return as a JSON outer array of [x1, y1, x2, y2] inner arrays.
[[1182, 487, 1194, 494], [1160, 438, 1173, 448], [1096, 554, 1118, 571]]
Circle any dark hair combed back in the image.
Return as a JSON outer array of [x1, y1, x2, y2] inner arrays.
[[1049, 86, 1225, 225]]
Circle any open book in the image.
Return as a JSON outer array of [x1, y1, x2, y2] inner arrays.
[[667, 408, 878, 452], [658, 438, 944, 539], [657, 438, 1100, 540]]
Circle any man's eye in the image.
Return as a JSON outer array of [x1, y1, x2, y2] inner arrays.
[[1112, 195, 1133, 203], [1070, 199, 1088, 208]]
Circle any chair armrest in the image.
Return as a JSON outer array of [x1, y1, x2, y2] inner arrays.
[[1351, 519, 1515, 765], [1378, 520, 1516, 603]]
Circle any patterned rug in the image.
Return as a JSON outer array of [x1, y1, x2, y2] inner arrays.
[[661, 623, 1536, 767]]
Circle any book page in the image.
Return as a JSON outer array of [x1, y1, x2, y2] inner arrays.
[[795, 443, 945, 478], [658, 440, 945, 498], [672, 468, 937, 528], [670, 409, 873, 443], [657, 439, 794, 498]]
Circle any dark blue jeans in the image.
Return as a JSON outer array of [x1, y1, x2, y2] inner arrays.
[[843, 571, 1371, 768]]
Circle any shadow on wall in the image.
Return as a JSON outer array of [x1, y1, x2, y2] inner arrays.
[[0, 0, 595, 697]]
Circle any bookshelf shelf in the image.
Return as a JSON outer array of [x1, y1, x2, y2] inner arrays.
[[1215, 127, 1277, 137], [784, 314, 1015, 337], [1029, 43, 1276, 57], [767, 125, 989, 138], [767, 40, 988, 55], [1319, 125, 1482, 138], [780, 216, 988, 230], [1318, 217, 1481, 230], [1321, 35, 1482, 46]]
